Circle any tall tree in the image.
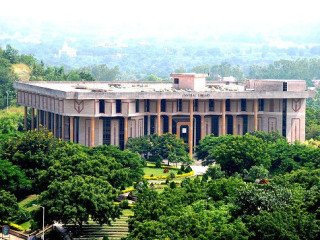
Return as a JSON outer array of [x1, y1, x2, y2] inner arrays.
[[40, 176, 120, 230]]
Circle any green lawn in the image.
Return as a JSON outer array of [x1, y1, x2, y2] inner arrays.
[[143, 167, 178, 177], [18, 194, 39, 211]]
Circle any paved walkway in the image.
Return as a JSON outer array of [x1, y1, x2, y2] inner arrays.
[[190, 165, 208, 175], [1, 234, 26, 240]]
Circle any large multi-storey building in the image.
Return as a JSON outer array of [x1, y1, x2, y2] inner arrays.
[[14, 73, 313, 157]]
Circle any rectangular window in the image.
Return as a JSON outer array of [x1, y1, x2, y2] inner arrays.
[[283, 82, 288, 91], [258, 99, 265, 111], [161, 99, 166, 112], [177, 99, 183, 111], [144, 99, 150, 112], [99, 100, 105, 113], [226, 99, 231, 111], [241, 99, 246, 111], [194, 99, 199, 111], [174, 78, 179, 84], [116, 100, 122, 113], [209, 99, 215, 111], [135, 99, 140, 113]]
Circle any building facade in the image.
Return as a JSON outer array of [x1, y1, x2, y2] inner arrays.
[[14, 73, 313, 158]]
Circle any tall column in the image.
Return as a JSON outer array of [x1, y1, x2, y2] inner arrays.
[[253, 99, 258, 131], [221, 100, 226, 135], [200, 115, 205, 139], [37, 109, 40, 130], [233, 115, 237, 135], [90, 117, 95, 147], [70, 116, 74, 142], [53, 114, 56, 137], [61, 116, 65, 140], [24, 106, 28, 130], [157, 99, 161, 135], [168, 115, 172, 134], [31, 108, 35, 130], [189, 99, 194, 158], [124, 117, 128, 146]]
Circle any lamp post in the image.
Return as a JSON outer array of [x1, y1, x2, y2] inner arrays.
[[33, 204, 45, 240]]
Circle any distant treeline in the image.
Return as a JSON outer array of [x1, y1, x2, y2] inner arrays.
[[1, 44, 320, 109]]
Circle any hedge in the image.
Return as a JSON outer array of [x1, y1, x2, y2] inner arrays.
[[143, 171, 194, 180]]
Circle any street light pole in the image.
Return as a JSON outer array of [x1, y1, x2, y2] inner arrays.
[[32, 204, 45, 240], [41, 206, 45, 240]]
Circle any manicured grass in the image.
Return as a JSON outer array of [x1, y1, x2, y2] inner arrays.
[[20, 221, 32, 231], [122, 209, 134, 217], [18, 194, 39, 211], [143, 167, 178, 177]]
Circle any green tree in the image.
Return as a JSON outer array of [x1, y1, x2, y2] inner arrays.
[[1, 129, 59, 185], [0, 159, 31, 196], [196, 135, 233, 165], [210, 134, 271, 175], [0, 190, 19, 223], [40, 176, 120, 230], [246, 208, 320, 240]]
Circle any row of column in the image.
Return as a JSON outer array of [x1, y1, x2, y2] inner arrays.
[[23, 106, 97, 148], [24, 98, 259, 157], [152, 99, 259, 158]]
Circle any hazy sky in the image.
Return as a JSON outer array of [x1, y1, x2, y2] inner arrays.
[[2, 0, 320, 38]]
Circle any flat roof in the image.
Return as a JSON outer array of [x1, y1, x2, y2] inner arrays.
[[14, 80, 313, 100], [14, 81, 246, 93]]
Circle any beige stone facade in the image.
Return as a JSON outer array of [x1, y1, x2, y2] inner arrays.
[[14, 73, 313, 158]]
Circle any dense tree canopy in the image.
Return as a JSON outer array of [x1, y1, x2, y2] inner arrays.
[[0, 190, 19, 223], [127, 133, 191, 165], [40, 176, 120, 229]]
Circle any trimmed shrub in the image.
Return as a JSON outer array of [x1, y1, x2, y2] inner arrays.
[[185, 165, 193, 173]]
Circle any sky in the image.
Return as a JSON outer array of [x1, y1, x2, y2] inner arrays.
[[1, 0, 320, 38]]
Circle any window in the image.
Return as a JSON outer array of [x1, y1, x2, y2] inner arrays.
[[116, 100, 122, 113], [144, 99, 150, 112], [174, 78, 179, 84], [209, 99, 215, 111], [258, 99, 265, 111], [161, 99, 166, 112], [226, 99, 231, 111], [283, 82, 288, 91], [194, 99, 199, 111], [177, 99, 183, 111], [99, 100, 105, 113], [135, 99, 140, 113], [240, 99, 246, 111]]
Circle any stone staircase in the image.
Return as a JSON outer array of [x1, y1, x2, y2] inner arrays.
[[70, 214, 129, 240]]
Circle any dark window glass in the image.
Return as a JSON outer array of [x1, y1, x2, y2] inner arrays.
[[282, 99, 287, 136], [174, 78, 179, 84], [135, 99, 140, 113], [99, 100, 105, 113], [145, 99, 150, 112], [283, 82, 288, 91], [161, 99, 166, 112], [194, 99, 198, 111], [241, 99, 246, 111], [258, 99, 265, 111], [209, 99, 215, 111], [116, 100, 121, 113], [102, 118, 111, 145], [226, 99, 231, 111], [177, 99, 183, 111]]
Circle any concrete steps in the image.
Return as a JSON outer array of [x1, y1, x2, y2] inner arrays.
[[69, 214, 129, 240]]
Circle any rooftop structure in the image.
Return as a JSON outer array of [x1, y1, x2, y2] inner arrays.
[[14, 73, 314, 158]]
